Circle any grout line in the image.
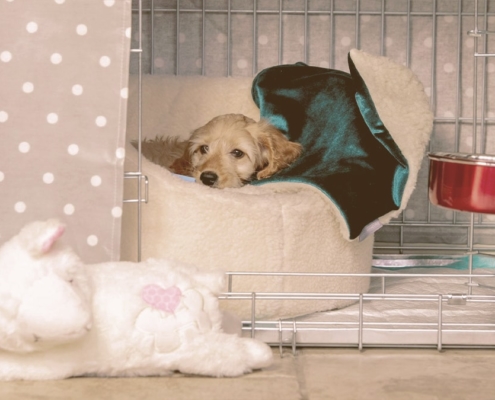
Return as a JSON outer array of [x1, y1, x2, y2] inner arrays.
[[294, 350, 310, 400]]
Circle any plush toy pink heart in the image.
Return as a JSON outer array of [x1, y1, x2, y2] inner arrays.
[[141, 284, 182, 313]]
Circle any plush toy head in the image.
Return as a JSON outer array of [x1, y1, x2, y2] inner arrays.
[[0, 219, 91, 353], [0, 220, 273, 379]]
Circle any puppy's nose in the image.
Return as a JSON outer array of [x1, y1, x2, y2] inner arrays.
[[200, 171, 218, 186]]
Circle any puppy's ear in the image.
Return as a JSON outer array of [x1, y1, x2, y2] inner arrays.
[[250, 120, 302, 180], [169, 145, 193, 176]]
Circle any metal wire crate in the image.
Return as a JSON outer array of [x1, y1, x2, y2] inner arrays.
[[128, 0, 495, 350]]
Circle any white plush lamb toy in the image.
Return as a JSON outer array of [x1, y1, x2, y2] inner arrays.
[[0, 219, 273, 380]]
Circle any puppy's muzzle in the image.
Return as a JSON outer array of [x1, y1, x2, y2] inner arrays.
[[200, 171, 218, 186]]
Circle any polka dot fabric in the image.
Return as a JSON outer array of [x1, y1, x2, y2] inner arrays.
[[0, 0, 131, 263]]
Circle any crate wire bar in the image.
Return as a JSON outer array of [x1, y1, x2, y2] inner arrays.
[[220, 268, 495, 351], [127, 0, 146, 262], [129, 0, 495, 351]]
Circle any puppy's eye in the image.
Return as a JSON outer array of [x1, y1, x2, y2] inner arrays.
[[199, 145, 209, 155], [231, 149, 244, 158]]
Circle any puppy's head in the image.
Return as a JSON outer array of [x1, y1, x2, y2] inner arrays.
[[187, 114, 302, 189]]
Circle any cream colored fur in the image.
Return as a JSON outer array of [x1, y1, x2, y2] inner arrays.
[[137, 114, 302, 188]]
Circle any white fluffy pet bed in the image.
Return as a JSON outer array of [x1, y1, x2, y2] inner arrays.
[[121, 49, 432, 320]]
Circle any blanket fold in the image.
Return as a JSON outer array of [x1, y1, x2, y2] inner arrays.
[[251, 53, 409, 240]]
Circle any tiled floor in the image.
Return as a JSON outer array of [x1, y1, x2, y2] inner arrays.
[[1, 347, 495, 399]]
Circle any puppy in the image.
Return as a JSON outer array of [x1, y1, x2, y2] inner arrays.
[[135, 114, 302, 189]]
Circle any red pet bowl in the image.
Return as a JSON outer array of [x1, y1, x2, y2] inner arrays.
[[428, 152, 495, 214]]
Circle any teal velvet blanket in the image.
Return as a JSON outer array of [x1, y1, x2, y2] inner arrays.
[[251, 54, 409, 240]]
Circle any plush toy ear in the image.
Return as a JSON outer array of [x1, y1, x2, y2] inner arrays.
[[18, 219, 66, 256], [39, 224, 65, 254], [249, 120, 303, 180]]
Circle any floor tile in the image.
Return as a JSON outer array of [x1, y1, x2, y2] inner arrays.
[[0, 349, 302, 400], [298, 348, 495, 400], [1, 348, 495, 399]]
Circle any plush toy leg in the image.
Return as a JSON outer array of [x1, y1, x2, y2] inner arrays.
[[174, 332, 273, 377]]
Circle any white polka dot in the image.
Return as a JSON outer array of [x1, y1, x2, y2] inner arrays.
[[54, 0, 65, 4], [22, 82, 34, 93], [68, 144, 79, 155], [341, 36, 351, 46], [120, 87, 128, 99], [465, 87, 474, 98], [443, 63, 455, 73], [465, 37, 474, 49], [116, 147, 125, 159], [26, 22, 38, 33], [50, 53, 62, 64], [386, 37, 393, 47], [76, 24, 87, 35], [405, 209, 415, 219], [179, 32, 186, 43], [18, 142, 30, 153], [43, 172, 54, 184], [47, 113, 59, 124], [104, 0, 114, 6], [111, 206, 122, 218], [125, 27, 131, 39], [0, 51, 12, 62], [258, 35, 268, 45], [64, 203, 75, 215], [444, 15, 454, 23], [0, 171, 4, 182], [423, 37, 432, 48], [0, 111, 8, 123], [87, 235, 98, 246], [91, 175, 102, 187], [217, 33, 227, 43], [237, 59, 248, 69], [99, 56, 111, 67], [72, 84, 83, 96], [319, 61, 329, 68], [14, 202, 26, 213], [95, 116, 107, 127]]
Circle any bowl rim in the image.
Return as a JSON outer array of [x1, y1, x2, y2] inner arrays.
[[428, 152, 495, 167]]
